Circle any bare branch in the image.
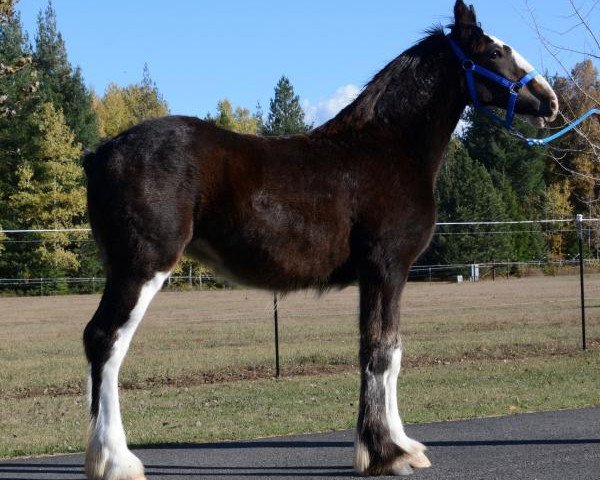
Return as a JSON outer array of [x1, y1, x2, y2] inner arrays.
[[569, 0, 600, 51]]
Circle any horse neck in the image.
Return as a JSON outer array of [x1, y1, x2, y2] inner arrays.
[[314, 34, 466, 176]]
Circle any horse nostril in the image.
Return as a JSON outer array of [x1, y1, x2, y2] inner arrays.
[[551, 99, 558, 112]]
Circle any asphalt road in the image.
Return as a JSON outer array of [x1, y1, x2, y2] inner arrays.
[[1, 408, 599, 480]]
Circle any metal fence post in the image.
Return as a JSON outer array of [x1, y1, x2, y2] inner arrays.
[[273, 292, 280, 378], [576, 214, 587, 351]]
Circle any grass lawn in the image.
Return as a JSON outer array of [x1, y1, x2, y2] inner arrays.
[[1, 275, 599, 458]]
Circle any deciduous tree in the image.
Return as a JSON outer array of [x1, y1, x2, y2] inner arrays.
[[205, 98, 260, 134], [94, 64, 169, 138]]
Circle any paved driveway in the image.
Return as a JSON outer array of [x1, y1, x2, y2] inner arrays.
[[1, 408, 599, 479]]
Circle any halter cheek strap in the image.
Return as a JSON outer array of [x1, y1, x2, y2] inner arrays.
[[447, 36, 539, 129]]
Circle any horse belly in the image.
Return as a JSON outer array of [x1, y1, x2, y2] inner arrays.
[[188, 206, 351, 290]]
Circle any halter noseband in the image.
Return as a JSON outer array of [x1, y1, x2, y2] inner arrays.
[[447, 35, 539, 130]]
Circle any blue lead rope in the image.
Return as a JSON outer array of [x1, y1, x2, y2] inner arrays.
[[525, 108, 600, 147]]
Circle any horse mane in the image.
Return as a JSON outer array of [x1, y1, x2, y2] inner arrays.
[[315, 25, 452, 134]]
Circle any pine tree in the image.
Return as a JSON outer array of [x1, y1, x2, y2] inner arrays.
[[423, 140, 513, 264], [6, 103, 85, 279], [463, 109, 547, 203], [462, 110, 548, 260], [34, 1, 98, 147], [263, 75, 311, 135], [0, 7, 39, 228], [0, 1, 35, 117]]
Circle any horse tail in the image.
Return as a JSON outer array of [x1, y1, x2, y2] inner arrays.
[[82, 148, 97, 177]]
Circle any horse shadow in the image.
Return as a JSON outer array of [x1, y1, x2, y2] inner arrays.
[[1, 437, 599, 479]]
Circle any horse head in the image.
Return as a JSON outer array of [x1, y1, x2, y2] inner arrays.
[[450, 0, 559, 128]]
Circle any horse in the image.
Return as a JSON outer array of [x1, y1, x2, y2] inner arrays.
[[82, 1, 558, 478]]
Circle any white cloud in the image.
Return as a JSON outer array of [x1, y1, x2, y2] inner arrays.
[[302, 84, 361, 126]]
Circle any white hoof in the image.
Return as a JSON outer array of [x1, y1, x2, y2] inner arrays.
[[391, 463, 415, 476], [394, 435, 426, 455], [408, 451, 432, 469], [104, 449, 146, 480]]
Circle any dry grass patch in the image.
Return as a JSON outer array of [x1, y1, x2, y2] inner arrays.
[[1, 275, 599, 457]]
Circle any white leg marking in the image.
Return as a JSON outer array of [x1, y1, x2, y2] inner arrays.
[[87, 271, 169, 480], [383, 348, 426, 456], [87, 365, 93, 411]]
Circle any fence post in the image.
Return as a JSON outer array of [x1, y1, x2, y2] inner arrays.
[[273, 292, 281, 378], [492, 260, 496, 281], [576, 214, 587, 351]]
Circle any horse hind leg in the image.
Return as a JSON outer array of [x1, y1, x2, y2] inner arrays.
[[354, 265, 431, 476], [83, 270, 170, 480]]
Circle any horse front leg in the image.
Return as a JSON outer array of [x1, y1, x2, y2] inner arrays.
[[354, 264, 431, 476]]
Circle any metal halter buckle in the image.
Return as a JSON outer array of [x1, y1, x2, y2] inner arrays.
[[462, 59, 475, 71]]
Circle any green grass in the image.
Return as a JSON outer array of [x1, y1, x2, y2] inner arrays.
[[1, 275, 599, 458], [3, 352, 598, 458]]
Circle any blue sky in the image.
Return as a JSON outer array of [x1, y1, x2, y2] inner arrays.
[[15, 0, 599, 125]]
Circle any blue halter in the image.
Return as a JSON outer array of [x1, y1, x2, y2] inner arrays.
[[447, 35, 539, 130], [447, 35, 600, 147]]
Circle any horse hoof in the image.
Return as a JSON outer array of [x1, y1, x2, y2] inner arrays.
[[391, 463, 414, 476], [408, 451, 432, 469]]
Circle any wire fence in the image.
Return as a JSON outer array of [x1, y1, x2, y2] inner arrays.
[[1, 217, 600, 294], [0, 259, 591, 294]]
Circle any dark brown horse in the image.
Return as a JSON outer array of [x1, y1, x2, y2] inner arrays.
[[82, 2, 558, 478]]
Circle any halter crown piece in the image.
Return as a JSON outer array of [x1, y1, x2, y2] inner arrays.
[[447, 34, 600, 147]]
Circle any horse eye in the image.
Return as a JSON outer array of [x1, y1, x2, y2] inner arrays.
[[490, 50, 501, 60]]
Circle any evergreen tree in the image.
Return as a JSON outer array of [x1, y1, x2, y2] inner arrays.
[[34, 1, 98, 147], [423, 140, 513, 264], [463, 109, 547, 204], [4, 102, 85, 279], [0, 8, 39, 227], [0, 1, 35, 118], [462, 110, 547, 260], [253, 101, 264, 134], [263, 75, 311, 135]]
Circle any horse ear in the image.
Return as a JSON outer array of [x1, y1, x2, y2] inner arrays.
[[454, 0, 477, 26]]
